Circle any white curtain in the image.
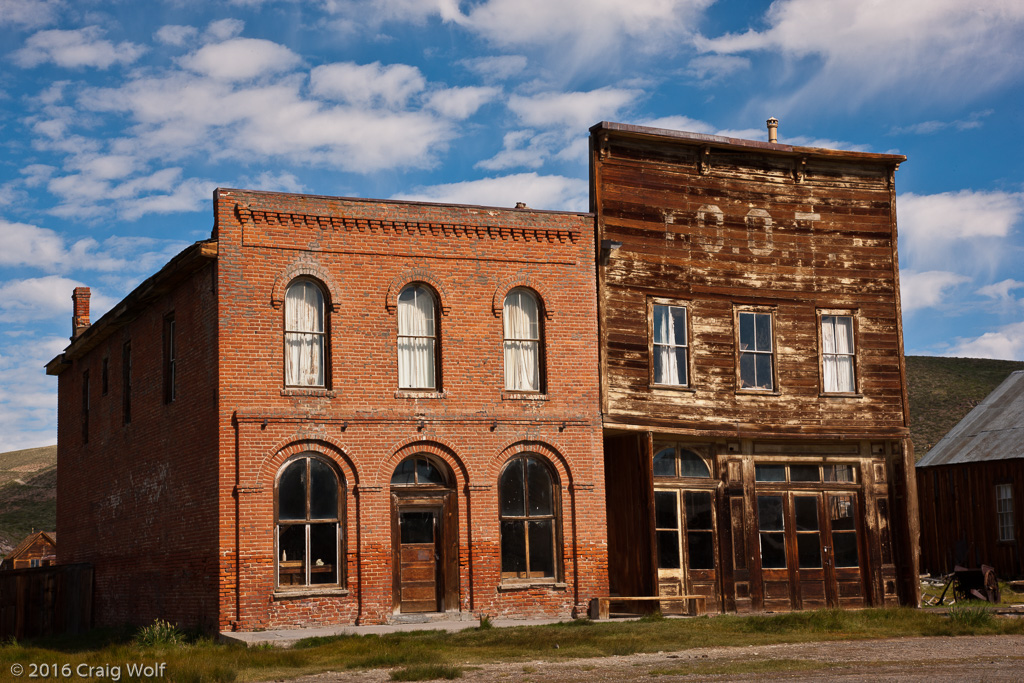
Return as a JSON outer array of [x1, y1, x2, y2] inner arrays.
[[398, 286, 436, 388], [504, 290, 540, 391], [285, 281, 324, 386], [653, 305, 683, 385], [822, 315, 855, 392]]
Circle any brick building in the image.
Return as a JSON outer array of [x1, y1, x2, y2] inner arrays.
[[47, 190, 605, 631], [48, 121, 919, 631]]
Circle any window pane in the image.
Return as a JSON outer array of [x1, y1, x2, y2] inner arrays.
[[400, 511, 435, 544], [754, 313, 772, 352], [505, 289, 539, 341], [279, 525, 306, 585], [526, 458, 553, 516], [755, 464, 786, 482], [790, 465, 820, 482], [832, 531, 859, 568], [417, 458, 446, 486], [309, 523, 338, 584], [687, 531, 715, 570], [653, 448, 676, 477], [654, 491, 678, 529], [755, 353, 773, 390], [825, 465, 857, 483], [500, 459, 525, 516], [391, 458, 416, 485], [309, 459, 338, 520], [674, 347, 688, 385], [797, 534, 822, 568], [528, 519, 555, 577], [685, 491, 713, 530], [739, 352, 755, 388], [759, 532, 787, 568], [829, 494, 856, 530], [653, 305, 669, 344], [279, 460, 307, 521], [657, 530, 681, 569], [757, 495, 785, 531], [739, 312, 754, 350], [500, 520, 526, 575], [821, 316, 837, 354], [652, 344, 666, 384], [679, 450, 710, 478], [834, 316, 854, 352], [671, 306, 687, 346], [794, 497, 819, 531]]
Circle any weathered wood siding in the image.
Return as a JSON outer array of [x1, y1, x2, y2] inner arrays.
[[0, 563, 93, 639], [593, 132, 908, 438], [603, 433, 656, 597], [917, 461, 1024, 578]]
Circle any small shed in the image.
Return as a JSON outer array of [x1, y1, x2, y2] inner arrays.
[[0, 531, 57, 571], [917, 370, 1024, 578]]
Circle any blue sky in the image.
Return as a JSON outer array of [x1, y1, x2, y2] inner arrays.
[[2, 0, 1023, 451]]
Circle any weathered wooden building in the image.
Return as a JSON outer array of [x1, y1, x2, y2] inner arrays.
[[591, 121, 920, 611], [0, 531, 56, 571], [917, 370, 1024, 578]]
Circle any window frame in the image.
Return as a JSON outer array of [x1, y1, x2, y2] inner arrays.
[[396, 283, 441, 391], [122, 340, 131, 425], [996, 483, 1015, 543], [817, 309, 860, 396], [284, 278, 329, 389], [274, 453, 346, 591], [498, 454, 562, 584], [81, 369, 89, 444], [502, 287, 545, 393], [734, 307, 777, 393], [163, 312, 176, 404], [648, 299, 691, 389]]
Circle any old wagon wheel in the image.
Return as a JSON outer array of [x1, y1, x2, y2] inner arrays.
[[983, 565, 1001, 604]]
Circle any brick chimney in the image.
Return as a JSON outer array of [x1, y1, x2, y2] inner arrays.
[[72, 287, 91, 338]]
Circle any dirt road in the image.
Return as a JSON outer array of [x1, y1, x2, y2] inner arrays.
[[284, 634, 1024, 682]]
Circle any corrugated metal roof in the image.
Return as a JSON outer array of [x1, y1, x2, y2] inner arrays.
[[916, 370, 1024, 467]]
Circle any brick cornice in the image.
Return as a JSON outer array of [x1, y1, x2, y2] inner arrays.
[[234, 203, 580, 245]]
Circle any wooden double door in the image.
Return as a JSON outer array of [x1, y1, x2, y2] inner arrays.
[[757, 490, 866, 610], [654, 487, 720, 612]]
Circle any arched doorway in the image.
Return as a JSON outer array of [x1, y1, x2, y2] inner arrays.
[[390, 455, 459, 614]]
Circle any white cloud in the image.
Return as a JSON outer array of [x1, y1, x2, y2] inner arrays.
[[900, 270, 970, 312], [686, 54, 750, 83], [977, 279, 1024, 301], [898, 190, 1024, 276], [946, 321, 1024, 361], [13, 26, 146, 69], [460, 55, 528, 81], [179, 38, 302, 82], [0, 0, 61, 29], [0, 334, 68, 452], [310, 62, 426, 108], [393, 172, 589, 212], [425, 86, 499, 119], [508, 87, 642, 131], [0, 275, 117, 323], [891, 110, 993, 135], [204, 18, 245, 42], [155, 25, 198, 47], [698, 0, 1024, 109], [119, 177, 215, 220], [476, 130, 558, 170], [239, 171, 307, 194]]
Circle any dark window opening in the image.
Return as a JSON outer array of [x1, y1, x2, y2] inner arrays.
[[276, 455, 345, 588], [163, 313, 176, 403], [122, 341, 131, 424], [499, 455, 559, 580]]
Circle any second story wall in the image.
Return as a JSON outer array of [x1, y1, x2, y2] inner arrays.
[[591, 123, 909, 439]]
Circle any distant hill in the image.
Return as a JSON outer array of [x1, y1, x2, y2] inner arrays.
[[0, 445, 57, 557], [906, 356, 1024, 460]]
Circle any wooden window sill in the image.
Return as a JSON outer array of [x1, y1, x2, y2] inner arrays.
[[281, 388, 336, 397], [498, 581, 566, 591], [735, 389, 781, 396], [501, 391, 548, 401], [273, 587, 349, 600], [394, 389, 447, 399], [819, 392, 864, 399], [650, 384, 695, 394]]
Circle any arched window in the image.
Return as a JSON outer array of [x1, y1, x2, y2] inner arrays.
[[503, 288, 542, 392], [285, 279, 326, 387], [397, 284, 438, 389], [653, 445, 711, 478], [391, 455, 450, 487], [499, 455, 559, 580], [276, 454, 344, 588]]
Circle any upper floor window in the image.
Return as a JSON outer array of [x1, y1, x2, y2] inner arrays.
[[163, 312, 176, 403], [81, 370, 89, 444], [276, 454, 345, 589], [499, 455, 560, 581], [398, 284, 438, 389], [122, 340, 131, 424], [737, 310, 774, 391], [285, 280, 326, 387], [503, 288, 542, 392], [997, 483, 1014, 542], [821, 314, 856, 393], [652, 304, 688, 386]]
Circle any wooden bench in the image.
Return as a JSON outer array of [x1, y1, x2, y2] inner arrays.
[[590, 595, 707, 620]]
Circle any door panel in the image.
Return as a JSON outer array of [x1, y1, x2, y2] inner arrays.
[[657, 488, 720, 612], [398, 509, 440, 613], [793, 495, 828, 609], [826, 492, 866, 608]]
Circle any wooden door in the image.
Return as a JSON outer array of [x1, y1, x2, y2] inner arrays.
[[655, 489, 719, 612], [756, 493, 792, 610], [397, 508, 441, 613], [792, 494, 829, 609], [824, 492, 866, 608]]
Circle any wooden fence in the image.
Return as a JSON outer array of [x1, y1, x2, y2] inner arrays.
[[0, 563, 93, 639]]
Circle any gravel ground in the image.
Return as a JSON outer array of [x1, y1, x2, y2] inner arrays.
[[278, 634, 1024, 682]]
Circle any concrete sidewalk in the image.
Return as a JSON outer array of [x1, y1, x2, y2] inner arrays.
[[219, 616, 574, 648]]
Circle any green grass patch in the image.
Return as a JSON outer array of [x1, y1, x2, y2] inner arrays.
[[4, 608, 1024, 682], [390, 664, 463, 681]]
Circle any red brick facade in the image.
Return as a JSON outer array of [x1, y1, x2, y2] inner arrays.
[[51, 189, 606, 631]]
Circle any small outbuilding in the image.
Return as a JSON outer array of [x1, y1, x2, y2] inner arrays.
[[0, 531, 57, 571], [917, 370, 1024, 578]]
